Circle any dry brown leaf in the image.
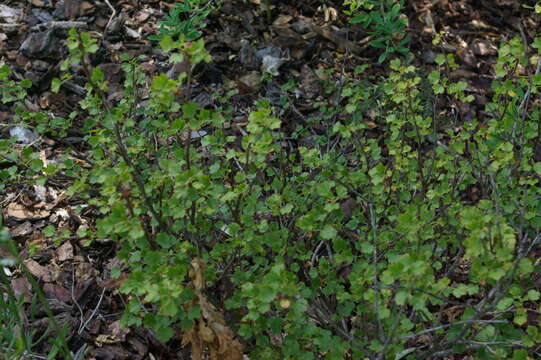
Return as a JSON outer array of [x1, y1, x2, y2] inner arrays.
[[182, 328, 203, 360], [182, 258, 244, 360], [272, 15, 293, 26], [56, 241, 74, 262], [24, 258, 52, 282], [199, 319, 214, 342], [43, 283, 72, 303], [6, 203, 50, 220], [11, 277, 32, 302], [10, 221, 33, 237]]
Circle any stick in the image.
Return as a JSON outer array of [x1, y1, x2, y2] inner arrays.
[[103, 0, 116, 33]]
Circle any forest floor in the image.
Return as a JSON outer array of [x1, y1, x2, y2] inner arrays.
[[1, 0, 540, 358]]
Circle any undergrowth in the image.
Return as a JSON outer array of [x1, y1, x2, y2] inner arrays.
[[1, 2, 541, 360]]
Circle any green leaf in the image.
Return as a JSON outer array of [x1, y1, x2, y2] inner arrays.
[[29, 159, 43, 172], [320, 225, 337, 240], [111, 267, 121, 278], [43, 225, 55, 237], [496, 297, 513, 311], [533, 162, 541, 175], [435, 53, 446, 66], [156, 233, 175, 249], [155, 325, 174, 342], [527, 290, 540, 301], [394, 290, 408, 306]]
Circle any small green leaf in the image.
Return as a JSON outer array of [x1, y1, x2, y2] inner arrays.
[[320, 225, 337, 240], [395, 290, 408, 306], [43, 225, 55, 237], [527, 290, 540, 301], [156, 233, 175, 249], [29, 159, 43, 172], [533, 162, 541, 175]]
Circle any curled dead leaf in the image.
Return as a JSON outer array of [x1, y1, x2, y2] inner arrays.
[[182, 258, 244, 360]]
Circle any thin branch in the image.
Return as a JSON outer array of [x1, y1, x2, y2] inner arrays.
[[103, 0, 117, 33], [398, 319, 508, 341], [78, 287, 106, 334]]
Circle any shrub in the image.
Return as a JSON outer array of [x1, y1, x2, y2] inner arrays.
[[1, 25, 541, 360]]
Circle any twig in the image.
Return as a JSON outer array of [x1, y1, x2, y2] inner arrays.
[[72, 344, 87, 360], [311, 240, 325, 265], [71, 268, 85, 334], [398, 319, 508, 341], [78, 287, 106, 334], [103, 0, 117, 33]]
